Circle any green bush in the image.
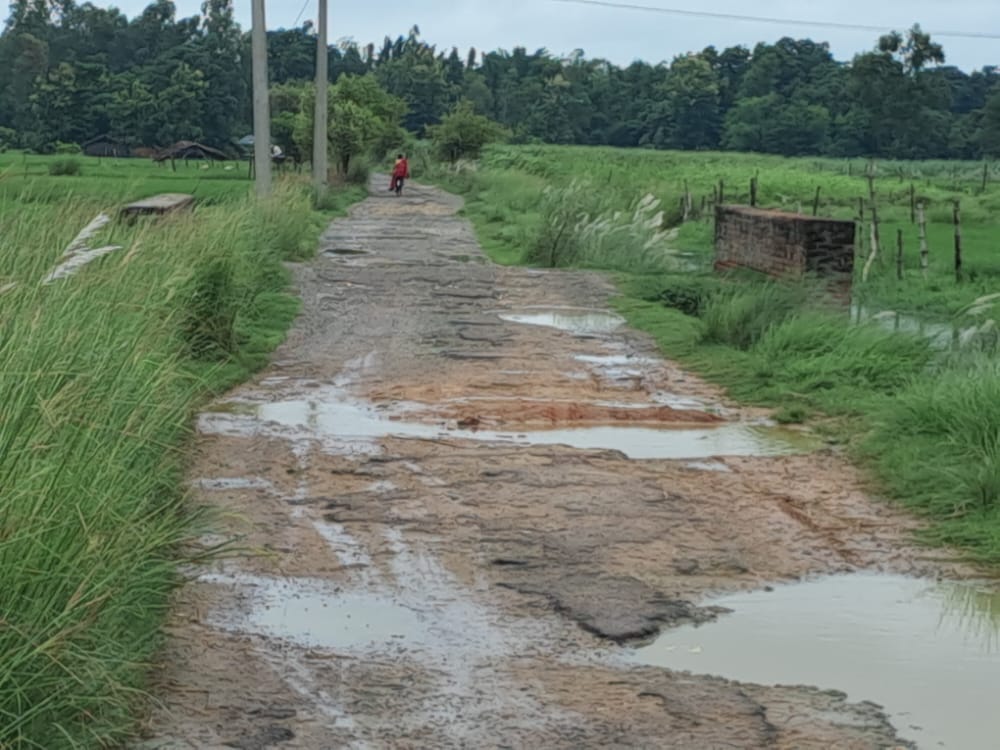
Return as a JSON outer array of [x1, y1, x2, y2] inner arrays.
[[864, 358, 1000, 559], [752, 312, 933, 394], [656, 275, 723, 316], [700, 282, 813, 350], [54, 141, 82, 155], [345, 156, 371, 186], [48, 158, 82, 176]]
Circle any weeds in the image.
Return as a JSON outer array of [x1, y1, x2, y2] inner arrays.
[[700, 282, 814, 350], [0, 177, 359, 747], [47, 158, 81, 176]]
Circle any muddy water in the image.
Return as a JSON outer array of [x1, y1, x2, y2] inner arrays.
[[200, 389, 817, 460], [852, 304, 976, 349], [632, 573, 1000, 749], [498, 308, 626, 335]]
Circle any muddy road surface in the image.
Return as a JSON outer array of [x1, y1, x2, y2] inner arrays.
[[138, 182, 980, 749]]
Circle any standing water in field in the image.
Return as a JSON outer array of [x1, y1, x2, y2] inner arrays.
[[630, 573, 1000, 750]]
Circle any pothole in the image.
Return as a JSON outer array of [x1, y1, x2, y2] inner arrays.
[[630, 573, 1000, 750], [498, 308, 626, 335], [202, 573, 422, 650], [198, 387, 820, 460]]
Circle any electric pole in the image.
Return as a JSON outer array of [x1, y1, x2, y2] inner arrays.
[[251, 0, 272, 197], [313, 0, 329, 190]]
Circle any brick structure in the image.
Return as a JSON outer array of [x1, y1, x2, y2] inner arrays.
[[714, 205, 855, 281]]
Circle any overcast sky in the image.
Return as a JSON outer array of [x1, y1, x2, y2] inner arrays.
[[108, 0, 998, 71]]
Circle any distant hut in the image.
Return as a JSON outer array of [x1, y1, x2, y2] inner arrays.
[[153, 141, 230, 164], [83, 134, 131, 158]]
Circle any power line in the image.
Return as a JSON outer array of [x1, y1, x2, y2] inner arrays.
[[549, 0, 1000, 41], [293, 0, 310, 27]]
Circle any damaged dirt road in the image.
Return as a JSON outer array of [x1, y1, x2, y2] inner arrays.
[[139, 181, 979, 750]]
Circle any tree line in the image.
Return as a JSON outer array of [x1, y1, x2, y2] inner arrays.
[[1, 0, 999, 160]]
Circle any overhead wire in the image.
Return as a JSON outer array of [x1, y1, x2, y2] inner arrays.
[[549, 0, 1000, 41], [293, 0, 311, 27]]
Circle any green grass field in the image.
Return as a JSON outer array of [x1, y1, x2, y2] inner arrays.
[[437, 144, 1000, 565], [442, 144, 1000, 318], [0, 151, 269, 207], [0, 160, 362, 748]]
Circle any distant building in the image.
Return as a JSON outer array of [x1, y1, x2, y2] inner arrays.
[[82, 135, 131, 158], [153, 141, 230, 162]]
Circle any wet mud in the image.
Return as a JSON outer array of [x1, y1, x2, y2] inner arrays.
[[137, 180, 991, 750]]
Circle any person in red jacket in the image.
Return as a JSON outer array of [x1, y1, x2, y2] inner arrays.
[[389, 153, 410, 195]]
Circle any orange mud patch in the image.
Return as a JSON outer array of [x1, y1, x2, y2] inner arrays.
[[423, 398, 723, 429]]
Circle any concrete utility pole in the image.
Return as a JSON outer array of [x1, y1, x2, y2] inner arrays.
[[251, 0, 272, 197], [313, 0, 329, 190]]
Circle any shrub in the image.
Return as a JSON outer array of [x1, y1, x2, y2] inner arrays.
[[525, 183, 674, 272], [752, 312, 933, 394], [48, 158, 82, 176], [0, 126, 16, 152], [54, 141, 82, 155], [700, 282, 812, 349], [865, 358, 1000, 544], [656, 275, 723, 316], [345, 156, 371, 186], [428, 101, 508, 163]]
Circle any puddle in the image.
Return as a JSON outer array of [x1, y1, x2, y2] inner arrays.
[[499, 309, 626, 335], [200, 532, 542, 661], [631, 573, 1000, 749], [852, 304, 975, 350], [202, 574, 422, 650], [200, 389, 817, 459]]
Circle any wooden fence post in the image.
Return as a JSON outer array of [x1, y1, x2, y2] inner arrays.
[[750, 177, 757, 207], [983, 162, 989, 194], [918, 202, 929, 279], [812, 186, 821, 216], [954, 200, 963, 283], [910, 183, 916, 224], [718, 179, 725, 204], [867, 165, 881, 263], [896, 229, 904, 280]]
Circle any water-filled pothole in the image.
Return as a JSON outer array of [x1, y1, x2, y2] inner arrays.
[[202, 573, 423, 650], [199, 389, 818, 459], [630, 573, 1000, 749], [499, 309, 626, 335]]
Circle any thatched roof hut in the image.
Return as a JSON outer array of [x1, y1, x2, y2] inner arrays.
[[153, 141, 229, 162]]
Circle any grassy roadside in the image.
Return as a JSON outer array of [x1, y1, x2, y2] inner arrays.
[[0, 178, 362, 748], [434, 153, 1000, 566]]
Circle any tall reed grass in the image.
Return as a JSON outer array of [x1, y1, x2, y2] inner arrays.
[[0, 179, 330, 747]]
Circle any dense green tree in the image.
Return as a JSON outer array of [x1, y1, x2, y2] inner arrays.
[[978, 92, 1000, 157], [196, 0, 246, 147], [0, 4, 994, 160], [428, 100, 507, 162], [661, 54, 721, 149]]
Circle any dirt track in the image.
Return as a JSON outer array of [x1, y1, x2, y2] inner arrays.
[[136, 181, 972, 749]]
